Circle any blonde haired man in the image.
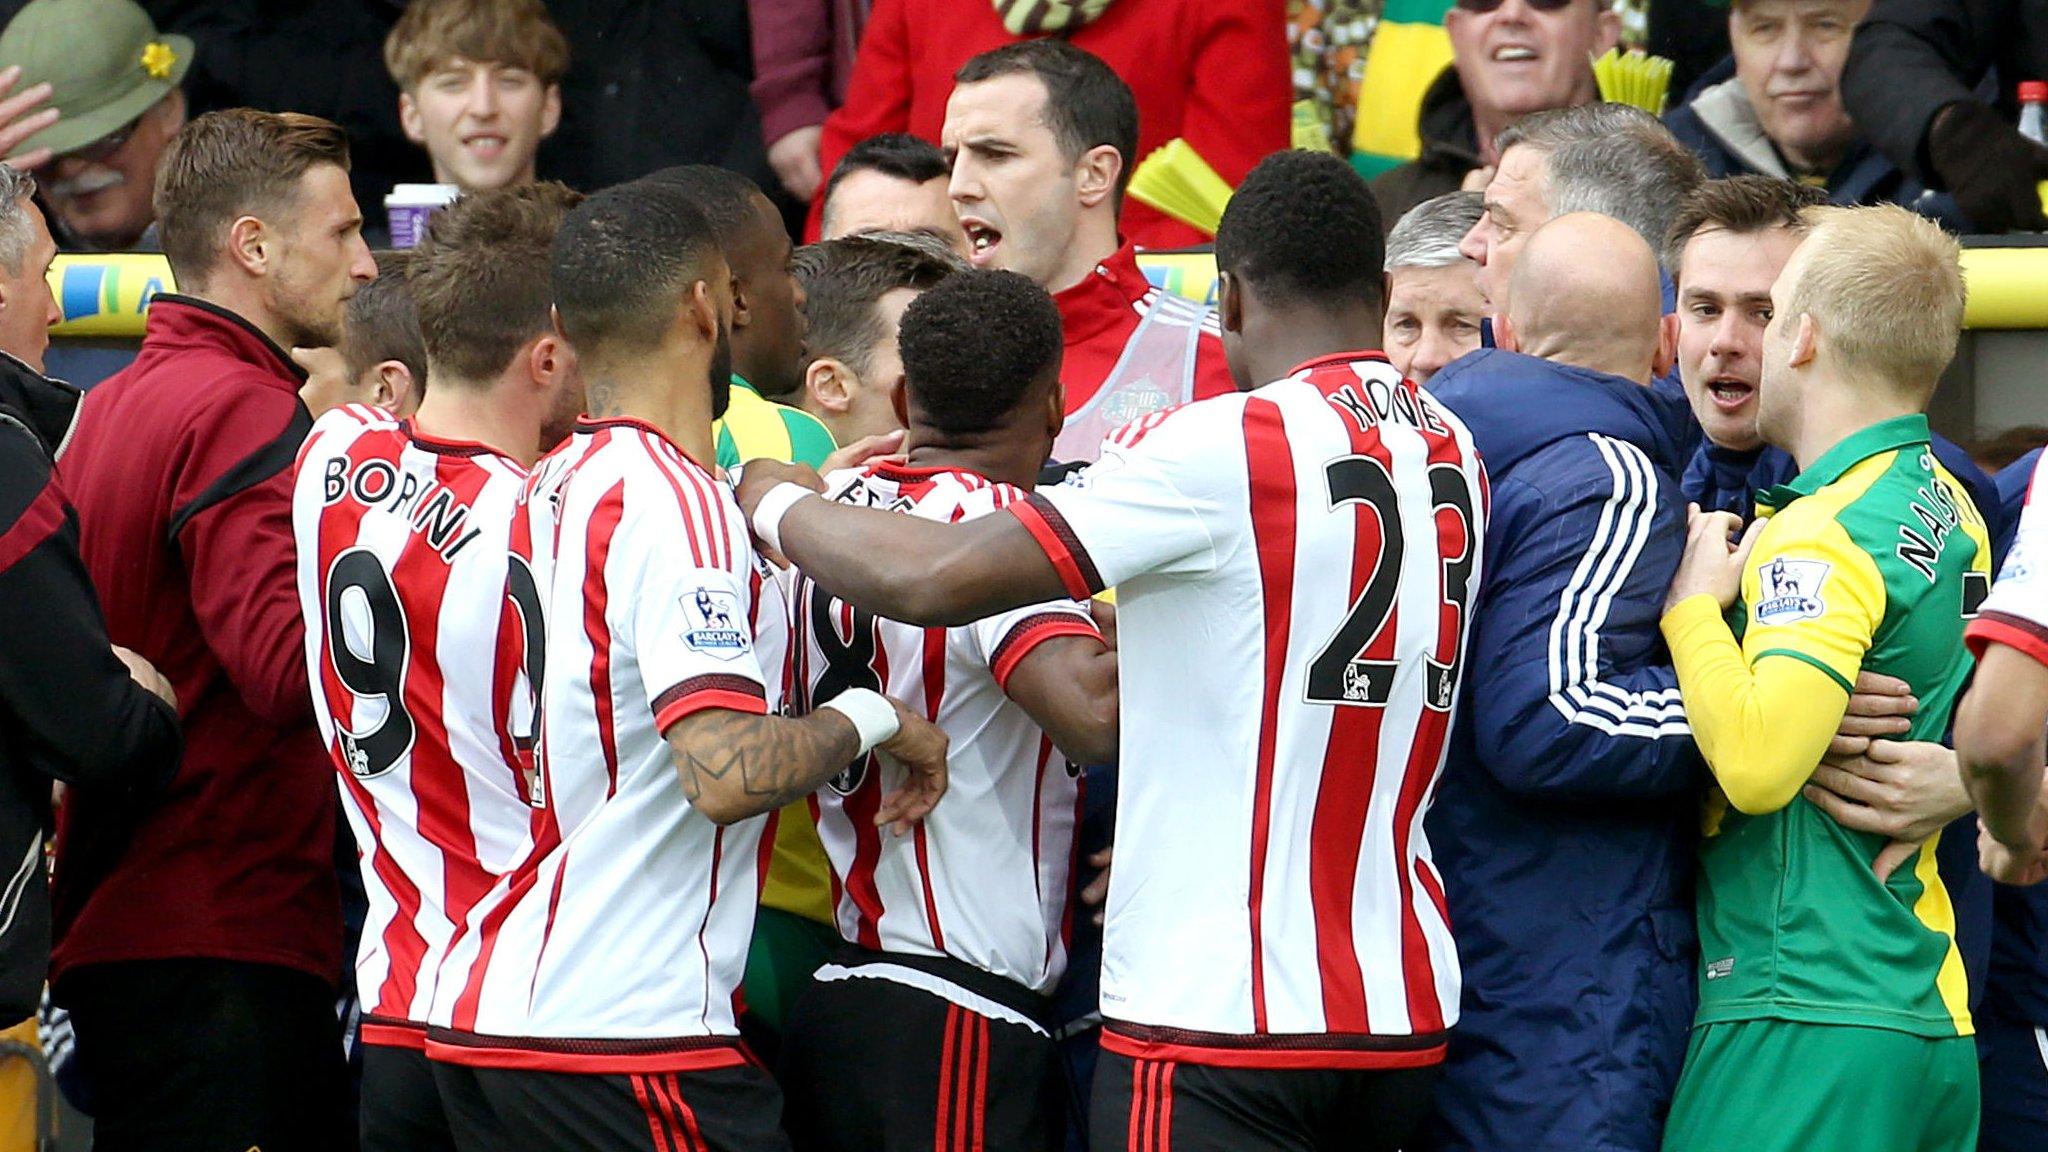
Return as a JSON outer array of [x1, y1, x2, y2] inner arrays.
[[383, 0, 568, 193], [1659, 203, 1989, 1152]]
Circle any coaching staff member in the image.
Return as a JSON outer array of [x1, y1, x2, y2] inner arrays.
[[53, 109, 374, 1152], [0, 159, 180, 1152]]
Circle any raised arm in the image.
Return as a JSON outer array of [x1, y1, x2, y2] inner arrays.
[[1957, 621, 2048, 849]]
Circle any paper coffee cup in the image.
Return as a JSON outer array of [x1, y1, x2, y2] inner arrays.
[[385, 183, 461, 248]]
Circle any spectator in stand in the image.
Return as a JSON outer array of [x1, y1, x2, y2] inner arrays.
[[820, 132, 968, 255], [1459, 103, 1704, 311], [538, 3, 789, 223], [295, 249, 427, 419], [943, 42, 1235, 465], [807, 0, 1290, 248], [382, 0, 567, 195], [1384, 190, 1487, 385], [1372, 0, 1620, 229], [0, 0, 189, 251], [52, 109, 374, 1152], [1840, 0, 2048, 233], [791, 232, 962, 445], [0, 161, 179, 1152], [1664, 0, 1966, 229], [749, 0, 871, 203]]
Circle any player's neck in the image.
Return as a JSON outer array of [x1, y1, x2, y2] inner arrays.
[[411, 379, 543, 465], [902, 427, 1040, 489], [1042, 217, 1121, 296], [1240, 303, 1388, 390], [1784, 378, 1920, 472], [584, 351, 719, 471]]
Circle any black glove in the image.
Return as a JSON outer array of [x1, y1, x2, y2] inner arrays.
[[1927, 99, 2048, 233]]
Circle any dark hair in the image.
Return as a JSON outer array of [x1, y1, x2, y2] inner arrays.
[[154, 109, 352, 287], [641, 164, 769, 250], [342, 250, 427, 390], [954, 41, 1139, 201], [408, 181, 582, 385], [792, 235, 961, 378], [552, 181, 722, 355], [822, 133, 949, 212], [1663, 175, 1828, 279], [1215, 150, 1384, 309], [899, 269, 1062, 435]]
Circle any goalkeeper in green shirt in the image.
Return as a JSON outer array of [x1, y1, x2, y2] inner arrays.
[[1658, 205, 1989, 1152]]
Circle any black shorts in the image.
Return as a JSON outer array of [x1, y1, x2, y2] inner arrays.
[[1089, 1048, 1441, 1152], [431, 1058, 791, 1152], [360, 1038, 456, 1152], [778, 953, 1063, 1152], [58, 958, 351, 1152]]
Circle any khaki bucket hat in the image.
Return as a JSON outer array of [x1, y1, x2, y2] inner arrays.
[[0, 0, 194, 159]]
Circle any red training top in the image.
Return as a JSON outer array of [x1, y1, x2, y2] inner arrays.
[[1057, 241, 1236, 415], [53, 295, 340, 987], [807, 0, 1290, 248]]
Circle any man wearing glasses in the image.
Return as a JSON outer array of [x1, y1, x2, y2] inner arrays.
[[0, 0, 190, 253], [1371, 0, 1619, 228]]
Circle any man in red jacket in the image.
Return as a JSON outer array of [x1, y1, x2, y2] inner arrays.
[[943, 41, 1236, 465], [807, 0, 1289, 249], [53, 109, 375, 1152]]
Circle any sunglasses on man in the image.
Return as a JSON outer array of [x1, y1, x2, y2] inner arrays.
[[1455, 0, 1575, 12]]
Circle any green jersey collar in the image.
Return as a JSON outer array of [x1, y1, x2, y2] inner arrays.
[[731, 374, 760, 396], [1757, 414, 1931, 510]]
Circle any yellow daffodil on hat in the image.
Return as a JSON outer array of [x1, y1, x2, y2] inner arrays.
[[0, 0, 195, 158]]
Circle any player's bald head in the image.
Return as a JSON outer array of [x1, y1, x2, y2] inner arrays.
[[1503, 212, 1666, 384]]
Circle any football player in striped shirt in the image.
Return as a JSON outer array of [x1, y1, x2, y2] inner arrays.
[[777, 269, 1118, 1152], [740, 150, 1486, 1152], [425, 181, 948, 1152], [292, 182, 584, 1152]]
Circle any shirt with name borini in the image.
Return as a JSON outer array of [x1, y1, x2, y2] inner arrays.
[[428, 416, 789, 1073], [292, 404, 539, 1044], [1009, 352, 1488, 1068]]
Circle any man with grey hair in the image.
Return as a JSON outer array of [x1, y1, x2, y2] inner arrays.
[[1385, 190, 1486, 386], [1460, 102, 1707, 312]]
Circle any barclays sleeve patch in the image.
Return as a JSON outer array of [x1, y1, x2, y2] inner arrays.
[[682, 587, 750, 660], [1754, 558, 1831, 625]]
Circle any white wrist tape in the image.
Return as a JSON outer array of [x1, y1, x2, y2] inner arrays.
[[820, 688, 900, 756], [750, 482, 815, 555]]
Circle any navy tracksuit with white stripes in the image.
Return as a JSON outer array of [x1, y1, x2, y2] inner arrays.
[[1421, 350, 1705, 1152]]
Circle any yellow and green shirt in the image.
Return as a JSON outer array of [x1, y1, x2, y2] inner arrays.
[[714, 376, 836, 474], [712, 375, 838, 925], [1661, 415, 1991, 1039]]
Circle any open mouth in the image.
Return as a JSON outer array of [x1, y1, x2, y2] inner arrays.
[[1492, 44, 1539, 63], [962, 219, 1004, 264], [462, 133, 508, 159], [1706, 376, 1755, 413]]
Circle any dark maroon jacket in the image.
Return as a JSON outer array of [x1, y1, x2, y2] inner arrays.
[[52, 294, 338, 987]]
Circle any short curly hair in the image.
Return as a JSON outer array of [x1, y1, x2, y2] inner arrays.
[[1215, 149, 1385, 309], [899, 270, 1062, 435]]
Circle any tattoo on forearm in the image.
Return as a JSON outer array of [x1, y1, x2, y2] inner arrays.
[[675, 709, 862, 814]]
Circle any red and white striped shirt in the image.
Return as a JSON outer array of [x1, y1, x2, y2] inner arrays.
[[793, 462, 1099, 1003], [1009, 352, 1488, 1068], [427, 416, 789, 1073], [292, 405, 539, 1048]]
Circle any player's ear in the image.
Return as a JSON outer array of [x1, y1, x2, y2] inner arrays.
[[1045, 374, 1065, 440], [687, 279, 719, 343], [890, 376, 910, 428], [806, 357, 854, 415], [1495, 312, 1521, 354], [1653, 312, 1679, 378], [1218, 271, 1244, 336], [728, 271, 753, 332], [371, 361, 415, 415], [1790, 313, 1818, 369]]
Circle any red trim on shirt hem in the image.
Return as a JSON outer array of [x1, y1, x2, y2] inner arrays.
[[360, 1018, 429, 1051], [1967, 613, 2048, 669], [425, 1030, 751, 1073], [0, 480, 63, 573], [1100, 1028, 1446, 1070]]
